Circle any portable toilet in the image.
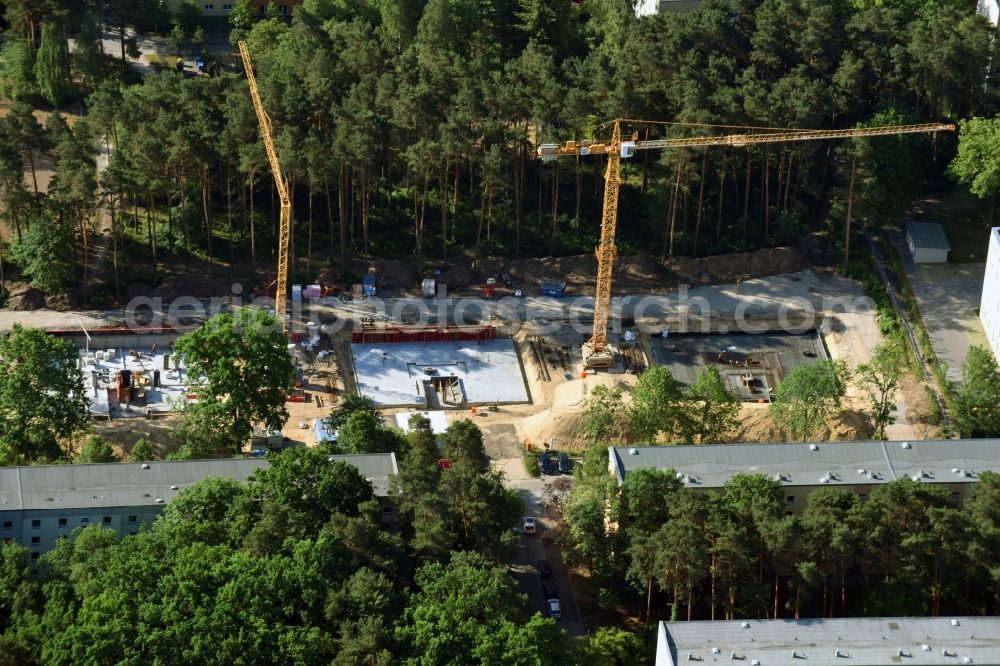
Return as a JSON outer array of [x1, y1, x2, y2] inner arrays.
[[362, 271, 378, 297], [422, 278, 436, 298]]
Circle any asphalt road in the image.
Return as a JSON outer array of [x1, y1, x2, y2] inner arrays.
[[510, 478, 585, 638]]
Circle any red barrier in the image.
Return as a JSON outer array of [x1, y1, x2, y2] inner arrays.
[[351, 327, 494, 344]]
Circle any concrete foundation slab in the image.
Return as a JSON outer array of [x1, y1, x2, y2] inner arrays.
[[649, 330, 828, 402], [350, 339, 529, 407], [80, 348, 191, 418]]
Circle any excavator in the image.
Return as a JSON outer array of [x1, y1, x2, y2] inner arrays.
[[538, 119, 955, 368]]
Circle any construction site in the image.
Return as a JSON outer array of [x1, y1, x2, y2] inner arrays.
[[0, 51, 955, 458]]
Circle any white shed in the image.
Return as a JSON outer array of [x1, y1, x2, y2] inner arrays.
[[905, 221, 951, 263]]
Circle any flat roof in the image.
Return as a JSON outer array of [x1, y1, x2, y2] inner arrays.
[[609, 439, 999, 488], [0, 454, 398, 512], [351, 339, 529, 406], [658, 617, 1000, 666], [906, 221, 952, 251], [80, 347, 192, 417]]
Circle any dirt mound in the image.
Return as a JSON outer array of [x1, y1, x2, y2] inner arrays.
[[126, 282, 155, 300], [371, 258, 418, 289], [45, 287, 84, 311], [670, 247, 805, 284], [94, 415, 183, 460], [617, 254, 663, 281], [139, 275, 247, 301], [733, 405, 874, 443], [6, 282, 46, 310], [440, 264, 473, 289], [519, 375, 637, 452]]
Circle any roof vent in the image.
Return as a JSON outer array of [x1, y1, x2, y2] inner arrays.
[[155, 498, 164, 504], [902, 441, 911, 449], [731, 651, 737, 660], [834, 649, 843, 658], [963, 658, 972, 664], [943, 649, 953, 657], [629, 448, 638, 455], [857, 469, 866, 475], [742, 622, 751, 629], [677, 471, 685, 479], [791, 651, 797, 659], [952, 468, 960, 474], [922, 645, 932, 652], [897, 650, 907, 658], [951, 619, 960, 627], [169, 485, 178, 491], [820, 477, 830, 484], [752, 661, 760, 666], [712, 648, 721, 655], [141, 463, 151, 470], [912, 474, 922, 482], [809, 444, 819, 451]]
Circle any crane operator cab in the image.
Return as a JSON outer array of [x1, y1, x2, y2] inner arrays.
[[620, 141, 636, 158]]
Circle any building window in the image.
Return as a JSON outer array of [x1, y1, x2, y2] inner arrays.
[[128, 531, 137, 536], [30, 552, 39, 561], [58, 518, 68, 527], [223, 3, 232, 9], [204, 3, 214, 9], [859, 493, 867, 501], [102, 516, 112, 524], [785, 495, 795, 505], [31, 519, 40, 529], [30, 536, 40, 545], [127, 515, 137, 524], [80, 517, 90, 524], [2, 521, 11, 530], [785, 511, 793, 517]]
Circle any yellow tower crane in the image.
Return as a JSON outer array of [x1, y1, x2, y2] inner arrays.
[[238, 40, 291, 333], [538, 119, 955, 369]]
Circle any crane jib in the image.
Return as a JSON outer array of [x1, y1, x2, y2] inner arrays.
[[534, 118, 955, 368]]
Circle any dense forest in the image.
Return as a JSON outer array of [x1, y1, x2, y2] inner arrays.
[[0, 416, 616, 665], [0, 0, 996, 299]]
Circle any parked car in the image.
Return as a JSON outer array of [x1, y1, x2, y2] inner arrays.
[[523, 517, 536, 534], [547, 598, 562, 619], [541, 582, 557, 599], [538, 560, 552, 578], [538, 452, 555, 475], [557, 452, 572, 474]]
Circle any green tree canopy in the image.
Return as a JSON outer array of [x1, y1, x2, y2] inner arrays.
[[950, 116, 1000, 223], [857, 340, 905, 440], [173, 309, 294, 454], [769, 359, 850, 441], [955, 345, 1000, 437], [250, 444, 375, 536], [0, 324, 89, 464], [76, 435, 118, 463]]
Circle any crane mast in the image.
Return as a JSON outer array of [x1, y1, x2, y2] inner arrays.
[[238, 40, 291, 332], [539, 119, 956, 368]]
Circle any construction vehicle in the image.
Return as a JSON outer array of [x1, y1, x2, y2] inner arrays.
[[539, 119, 955, 368], [238, 40, 291, 333]]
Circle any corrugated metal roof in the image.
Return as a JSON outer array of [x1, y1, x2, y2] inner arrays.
[[906, 221, 952, 251], [610, 439, 1000, 488], [659, 617, 1000, 666], [0, 454, 397, 511]]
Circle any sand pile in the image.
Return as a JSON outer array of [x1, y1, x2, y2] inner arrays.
[[5, 282, 46, 310], [518, 375, 637, 452], [733, 404, 874, 443], [669, 247, 805, 284]]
